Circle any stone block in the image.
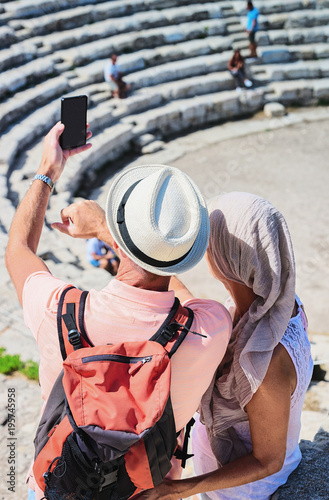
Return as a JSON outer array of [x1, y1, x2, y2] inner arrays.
[[271, 422, 329, 499], [285, 9, 329, 29], [0, 44, 36, 72], [141, 140, 165, 154], [134, 133, 158, 148], [264, 102, 286, 118], [0, 76, 69, 134], [260, 47, 291, 64], [314, 43, 329, 59], [267, 29, 289, 45], [0, 25, 17, 48], [269, 80, 314, 104], [313, 79, 329, 100], [0, 55, 56, 95], [319, 60, 329, 77]]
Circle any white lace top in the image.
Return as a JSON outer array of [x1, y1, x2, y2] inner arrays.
[[193, 295, 313, 500]]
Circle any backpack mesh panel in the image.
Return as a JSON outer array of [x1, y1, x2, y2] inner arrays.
[[43, 434, 135, 500]]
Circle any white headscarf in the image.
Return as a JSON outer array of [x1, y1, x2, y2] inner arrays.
[[200, 192, 296, 465]]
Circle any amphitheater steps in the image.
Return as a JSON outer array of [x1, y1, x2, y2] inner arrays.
[[6, 87, 266, 202], [6, 2, 235, 41], [2, 0, 329, 218], [0, 40, 233, 133], [258, 8, 329, 30], [3, 40, 329, 177], [1, 0, 228, 24], [257, 26, 329, 46]]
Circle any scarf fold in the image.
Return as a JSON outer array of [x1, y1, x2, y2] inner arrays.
[[200, 192, 295, 466]]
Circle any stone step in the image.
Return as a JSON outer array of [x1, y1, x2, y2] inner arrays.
[[0, 39, 40, 73], [258, 43, 329, 64], [55, 88, 266, 194], [232, 0, 316, 17], [44, 18, 229, 66], [2, 67, 238, 174], [0, 55, 58, 100], [258, 8, 329, 31], [257, 25, 329, 47], [8, 75, 329, 198], [0, 82, 119, 172], [0, 24, 17, 47], [3, 41, 329, 155], [125, 51, 233, 89], [1, 0, 229, 22], [257, 59, 329, 82], [0, 76, 70, 134], [267, 77, 329, 104], [6, 2, 236, 40], [0, 35, 232, 112], [134, 71, 237, 101]]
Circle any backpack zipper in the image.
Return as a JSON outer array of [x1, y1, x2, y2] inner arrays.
[[81, 354, 153, 376], [81, 354, 152, 364]]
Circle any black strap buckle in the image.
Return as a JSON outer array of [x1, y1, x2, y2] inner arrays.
[[174, 417, 195, 468], [68, 329, 82, 349], [158, 322, 181, 346]]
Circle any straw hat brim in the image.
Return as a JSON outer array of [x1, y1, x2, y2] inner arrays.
[[105, 164, 209, 276]]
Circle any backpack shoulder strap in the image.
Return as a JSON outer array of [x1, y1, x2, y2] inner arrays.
[[167, 304, 194, 358], [57, 286, 92, 361], [149, 298, 194, 358]]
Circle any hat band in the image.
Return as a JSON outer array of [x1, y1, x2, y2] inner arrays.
[[117, 180, 194, 269]]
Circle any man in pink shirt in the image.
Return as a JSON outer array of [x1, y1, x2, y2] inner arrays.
[[6, 123, 231, 500]]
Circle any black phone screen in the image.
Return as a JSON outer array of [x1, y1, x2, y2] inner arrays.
[[60, 95, 87, 150]]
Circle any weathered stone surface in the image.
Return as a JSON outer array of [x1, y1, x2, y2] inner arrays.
[[269, 79, 315, 104], [0, 76, 69, 134], [0, 42, 38, 73], [258, 60, 329, 83], [271, 422, 329, 499], [0, 56, 57, 97], [313, 78, 329, 99], [260, 46, 292, 64], [285, 8, 329, 28], [55, 123, 134, 193], [133, 133, 158, 148], [264, 102, 286, 118], [0, 99, 59, 170], [258, 26, 329, 47], [0, 25, 17, 48], [142, 140, 165, 154]]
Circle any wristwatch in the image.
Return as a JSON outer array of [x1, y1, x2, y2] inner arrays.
[[31, 174, 55, 193]]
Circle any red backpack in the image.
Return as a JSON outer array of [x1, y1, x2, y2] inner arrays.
[[33, 285, 195, 500]]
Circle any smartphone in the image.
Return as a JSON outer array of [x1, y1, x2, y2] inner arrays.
[[60, 95, 88, 150]]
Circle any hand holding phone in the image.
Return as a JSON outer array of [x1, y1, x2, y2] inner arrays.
[[60, 95, 88, 150]]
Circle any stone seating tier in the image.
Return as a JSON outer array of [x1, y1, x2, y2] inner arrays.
[[1, 0, 329, 219]]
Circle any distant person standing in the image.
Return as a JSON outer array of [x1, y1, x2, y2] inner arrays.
[[246, 1, 259, 60], [228, 49, 253, 91], [104, 54, 130, 98]]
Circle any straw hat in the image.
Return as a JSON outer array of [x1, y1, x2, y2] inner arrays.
[[105, 164, 209, 276]]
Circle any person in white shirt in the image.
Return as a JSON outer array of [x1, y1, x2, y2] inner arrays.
[[104, 54, 130, 98]]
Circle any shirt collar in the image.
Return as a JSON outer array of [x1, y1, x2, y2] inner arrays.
[[103, 278, 175, 308]]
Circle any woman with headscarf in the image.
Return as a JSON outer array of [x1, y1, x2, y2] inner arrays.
[[134, 192, 313, 499]]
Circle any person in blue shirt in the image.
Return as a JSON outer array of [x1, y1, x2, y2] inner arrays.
[[86, 237, 120, 275], [246, 1, 259, 59]]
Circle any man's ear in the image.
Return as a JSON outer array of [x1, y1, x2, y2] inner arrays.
[[112, 240, 119, 250]]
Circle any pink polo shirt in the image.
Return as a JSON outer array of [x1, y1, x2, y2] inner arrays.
[[23, 271, 231, 497]]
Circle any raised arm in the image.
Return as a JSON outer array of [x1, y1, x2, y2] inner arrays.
[[5, 122, 92, 305]]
